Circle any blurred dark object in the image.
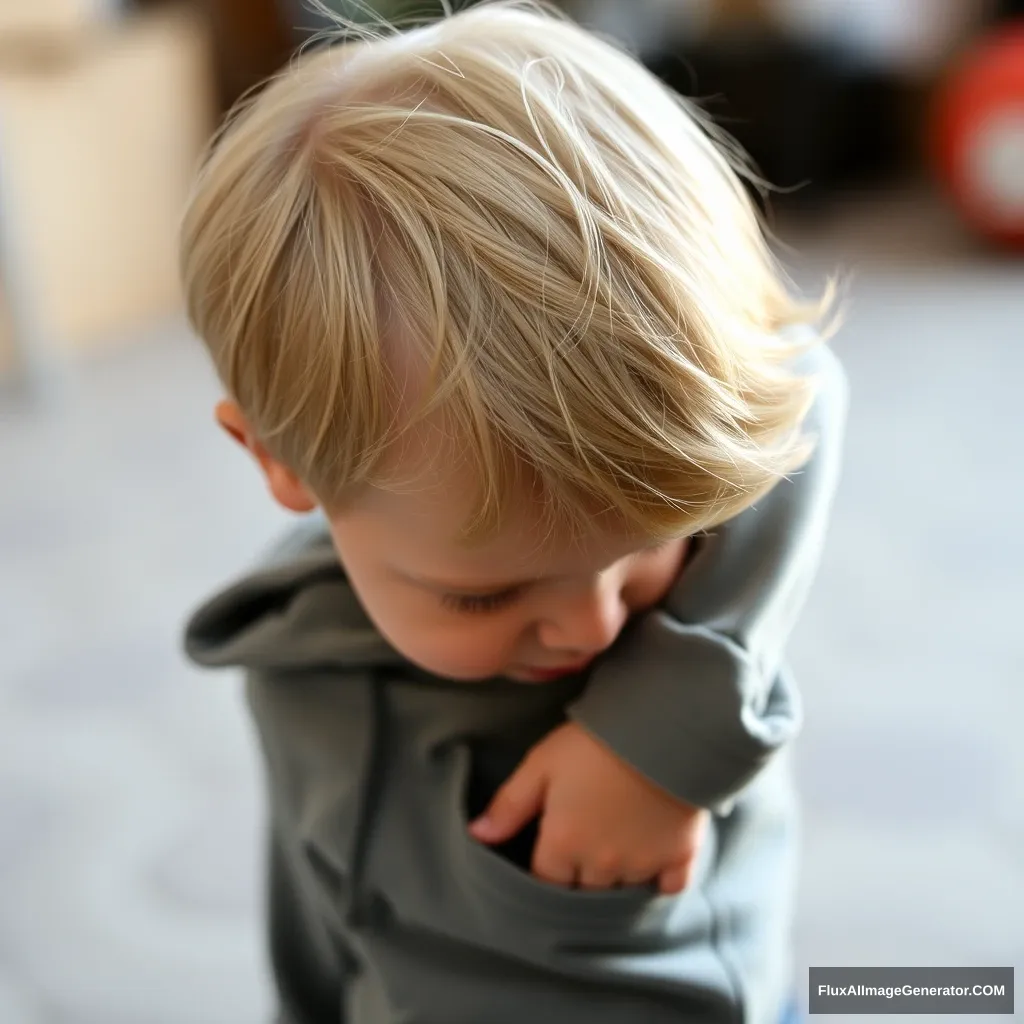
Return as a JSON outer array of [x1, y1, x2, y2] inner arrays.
[[646, 38, 906, 210], [634, 0, 1005, 211], [198, 0, 292, 109], [641, 0, 922, 210], [932, 20, 1024, 249], [199, 0, 479, 110], [198, 0, 460, 110]]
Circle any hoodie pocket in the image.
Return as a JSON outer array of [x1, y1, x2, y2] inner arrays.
[[448, 741, 714, 944]]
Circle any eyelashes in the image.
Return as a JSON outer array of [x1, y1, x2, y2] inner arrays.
[[440, 588, 521, 615], [435, 540, 678, 616]]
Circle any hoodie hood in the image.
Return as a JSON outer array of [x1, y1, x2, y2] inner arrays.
[[184, 515, 408, 673]]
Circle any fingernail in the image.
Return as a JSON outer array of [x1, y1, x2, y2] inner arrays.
[[469, 816, 495, 840]]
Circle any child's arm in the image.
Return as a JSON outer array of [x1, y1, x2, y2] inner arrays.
[[569, 344, 847, 815], [471, 344, 848, 889], [568, 343, 848, 815]]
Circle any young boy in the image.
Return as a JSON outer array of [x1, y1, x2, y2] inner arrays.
[[181, 3, 847, 1022]]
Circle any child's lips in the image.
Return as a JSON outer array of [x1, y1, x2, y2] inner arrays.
[[519, 658, 594, 680]]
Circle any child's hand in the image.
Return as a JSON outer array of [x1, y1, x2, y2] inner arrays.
[[469, 722, 709, 894]]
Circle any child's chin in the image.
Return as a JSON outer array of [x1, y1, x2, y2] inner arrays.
[[432, 664, 518, 683], [503, 669, 541, 683]]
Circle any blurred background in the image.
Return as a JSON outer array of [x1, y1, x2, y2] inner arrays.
[[0, 0, 1021, 1021]]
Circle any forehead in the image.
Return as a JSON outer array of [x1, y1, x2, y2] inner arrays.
[[344, 443, 644, 585], [343, 350, 652, 582]]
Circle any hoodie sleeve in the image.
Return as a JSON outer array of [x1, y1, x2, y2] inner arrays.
[[567, 344, 848, 815]]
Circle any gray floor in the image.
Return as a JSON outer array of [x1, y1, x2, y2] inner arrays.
[[1, 193, 1022, 1022]]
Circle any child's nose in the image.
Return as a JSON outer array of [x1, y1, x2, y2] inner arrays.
[[536, 578, 629, 656]]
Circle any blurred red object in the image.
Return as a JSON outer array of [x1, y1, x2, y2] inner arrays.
[[933, 22, 1024, 248]]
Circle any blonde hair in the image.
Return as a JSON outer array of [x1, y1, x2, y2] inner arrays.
[[181, 0, 834, 547]]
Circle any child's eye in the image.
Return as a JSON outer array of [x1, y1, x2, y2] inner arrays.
[[441, 588, 520, 615]]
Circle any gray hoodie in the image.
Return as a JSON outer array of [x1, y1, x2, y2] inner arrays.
[[185, 343, 847, 1024]]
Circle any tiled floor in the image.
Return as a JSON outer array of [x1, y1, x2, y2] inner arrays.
[[1, 193, 1022, 1022]]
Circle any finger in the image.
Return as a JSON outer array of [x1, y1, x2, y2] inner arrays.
[[657, 863, 693, 895], [577, 858, 622, 891], [619, 863, 662, 887], [469, 762, 546, 845], [531, 844, 578, 888], [531, 815, 584, 887]]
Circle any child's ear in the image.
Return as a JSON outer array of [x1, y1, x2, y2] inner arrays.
[[214, 400, 318, 513]]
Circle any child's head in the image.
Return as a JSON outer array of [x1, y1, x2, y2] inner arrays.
[[181, 0, 831, 681]]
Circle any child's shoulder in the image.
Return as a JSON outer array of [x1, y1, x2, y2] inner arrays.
[[800, 336, 849, 434], [784, 323, 846, 380]]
